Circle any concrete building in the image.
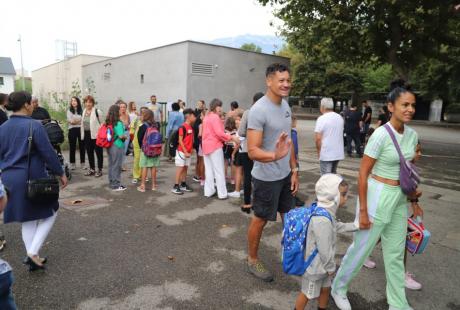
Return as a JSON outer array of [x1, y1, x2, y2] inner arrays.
[[0, 57, 16, 94], [82, 41, 290, 110], [32, 54, 110, 103]]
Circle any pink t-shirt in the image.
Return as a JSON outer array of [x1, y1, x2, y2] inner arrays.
[[202, 112, 232, 155]]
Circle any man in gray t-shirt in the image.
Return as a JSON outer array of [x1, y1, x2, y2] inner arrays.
[[248, 96, 292, 181], [246, 63, 299, 282]]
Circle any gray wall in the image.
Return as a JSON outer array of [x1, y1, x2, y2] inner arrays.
[[82, 41, 290, 113], [82, 43, 188, 111], [187, 42, 290, 110]]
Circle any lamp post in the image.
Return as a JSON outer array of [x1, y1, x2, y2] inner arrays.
[[18, 35, 25, 91]]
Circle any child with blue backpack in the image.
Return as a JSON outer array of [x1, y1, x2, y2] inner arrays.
[[293, 174, 358, 310]]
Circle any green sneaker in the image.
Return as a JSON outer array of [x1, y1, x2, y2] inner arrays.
[[247, 260, 274, 282]]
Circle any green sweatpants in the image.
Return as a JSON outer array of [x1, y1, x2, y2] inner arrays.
[[332, 179, 410, 310]]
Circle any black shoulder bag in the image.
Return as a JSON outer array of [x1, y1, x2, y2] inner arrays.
[[26, 122, 60, 203]]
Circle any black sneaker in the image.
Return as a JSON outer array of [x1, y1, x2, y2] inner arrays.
[[171, 186, 184, 195], [180, 183, 193, 192], [112, 186, 127, 192], [95, 170, 103, 177], [192, 176, 200, 182]]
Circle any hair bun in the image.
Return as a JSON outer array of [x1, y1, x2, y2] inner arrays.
[[390, 78, 411, 91]]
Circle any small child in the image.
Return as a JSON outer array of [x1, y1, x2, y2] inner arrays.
[[228, 111, 243, 198], [223, 117, 237, 184], [129, 107, 147, 184], [295, 174, 358, 310], [137, 109, 161, 192], [291, 116, 299, 167], [171, 108, 196, 195], [291, 116, 303, 206]]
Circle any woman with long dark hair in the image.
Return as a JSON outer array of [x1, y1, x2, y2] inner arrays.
[[67, 96, 85, 170], [332, 80, 422, 310], [0, 91, 68, 271], [106, 104, 127, 191]]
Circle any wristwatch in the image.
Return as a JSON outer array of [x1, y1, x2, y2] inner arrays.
[[291, 167, 299, 174]]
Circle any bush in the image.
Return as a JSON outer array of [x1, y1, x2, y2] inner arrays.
[[445, 103, 460, 114]]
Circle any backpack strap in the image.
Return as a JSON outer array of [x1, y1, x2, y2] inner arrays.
[[383, 123, 405, 164]]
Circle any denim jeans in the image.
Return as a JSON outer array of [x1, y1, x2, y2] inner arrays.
[[0, 271, 16, 310], [319, 160, 339, 175]]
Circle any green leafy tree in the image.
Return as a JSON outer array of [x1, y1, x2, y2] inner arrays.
[[258, 0, 459, 81], [240, 43, 263, 53], [14, 78, 32, 93], [362, 64, 393, 93]]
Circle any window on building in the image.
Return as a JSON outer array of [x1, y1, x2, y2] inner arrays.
[[0, 77, 4, 85], [103, 72, 110, 82], [140, 74, 144, 84], [191, 63, 214, 76]]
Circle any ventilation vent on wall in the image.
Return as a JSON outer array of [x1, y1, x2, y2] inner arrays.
[[191, 63, 213, 76], [103, 72, 110, 81]]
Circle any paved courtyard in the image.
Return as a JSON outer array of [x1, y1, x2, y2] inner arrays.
[[2, 120, 460, 310]]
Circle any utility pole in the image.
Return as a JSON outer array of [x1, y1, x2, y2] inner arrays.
[[18, 35, 25, 91]]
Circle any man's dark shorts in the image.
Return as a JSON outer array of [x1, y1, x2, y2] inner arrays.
[[252, 173, 294, 221]]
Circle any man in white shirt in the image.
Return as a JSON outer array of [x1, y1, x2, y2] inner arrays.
[[314, 98, 345, 175], [146, 95, 162, 124]]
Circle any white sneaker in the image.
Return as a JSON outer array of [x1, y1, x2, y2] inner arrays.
[[131, 179, 138, 184], [363, 258, 376, 269], [112, 186, 127, 192], [405, 272, 422, 290], [228, 191, 241, 198], [331, 290, 352, 310]]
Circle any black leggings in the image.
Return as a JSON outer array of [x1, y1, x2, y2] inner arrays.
[[240, 152, 254, 205], [68, 127, 85, 164], [84, 131, 103, 171]]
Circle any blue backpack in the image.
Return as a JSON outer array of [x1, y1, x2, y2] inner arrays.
[[282, 203, 332, 276]]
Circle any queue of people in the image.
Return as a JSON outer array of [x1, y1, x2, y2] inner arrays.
[[0, 64, 425, 310]]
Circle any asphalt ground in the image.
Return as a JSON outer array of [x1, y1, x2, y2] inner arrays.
[[1, 120, 459, 310]]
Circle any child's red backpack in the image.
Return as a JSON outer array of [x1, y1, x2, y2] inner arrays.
[[96, 123, 114, 148], [142, 125, 163, 157]]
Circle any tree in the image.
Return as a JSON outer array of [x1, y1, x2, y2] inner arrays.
[[240, 43, 262, 53], [258, 0, 459, 81], [14, 78, 32, 93]]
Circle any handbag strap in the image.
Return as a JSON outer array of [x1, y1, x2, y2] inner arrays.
[[26, 121, 33, 182], [383, 123, 405, 163]]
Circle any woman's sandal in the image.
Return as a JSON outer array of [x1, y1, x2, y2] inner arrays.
[[137, 186, 146, 193]]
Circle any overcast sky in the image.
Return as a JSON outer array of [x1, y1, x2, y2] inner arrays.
[[1, 0, 281, 72]]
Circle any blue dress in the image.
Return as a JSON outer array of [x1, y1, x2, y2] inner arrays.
[[0, 115, 63, 223]]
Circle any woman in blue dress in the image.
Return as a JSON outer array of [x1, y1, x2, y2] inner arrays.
[[0, 91, 68, 271]]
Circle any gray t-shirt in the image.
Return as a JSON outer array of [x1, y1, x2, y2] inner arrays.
[[248, 95, 292, 181]]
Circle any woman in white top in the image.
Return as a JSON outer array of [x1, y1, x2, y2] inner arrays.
[[81, 95, 104, 177], [67, 96, 85, 170], [128, 101, 138, 120]]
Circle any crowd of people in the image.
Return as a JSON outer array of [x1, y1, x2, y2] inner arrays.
[[0, 63, 424, 310]]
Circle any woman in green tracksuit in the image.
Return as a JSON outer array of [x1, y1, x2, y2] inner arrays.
[[331, 81, 423, 310]]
